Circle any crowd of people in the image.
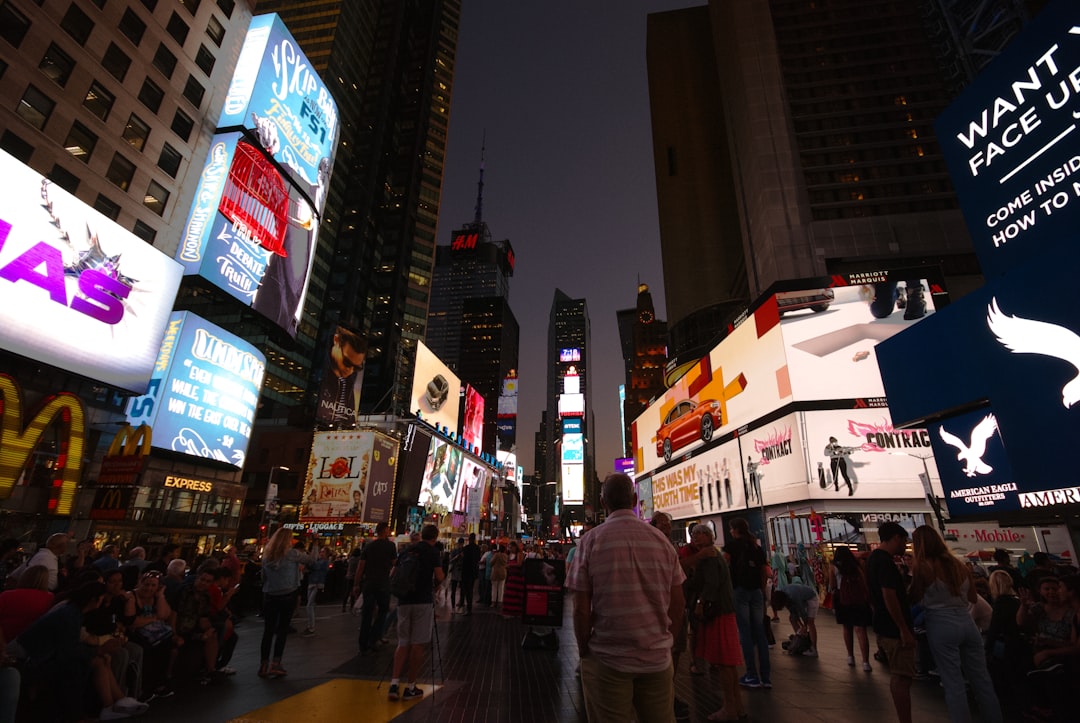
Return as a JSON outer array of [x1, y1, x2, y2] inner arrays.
[[1, 497, 1076, 723]]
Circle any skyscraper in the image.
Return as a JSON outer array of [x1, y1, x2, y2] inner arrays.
[[256, 0, 461, 418], [546, 289, 595, 519], [616, 283, 668, 458], [647, 1, 983, 370]]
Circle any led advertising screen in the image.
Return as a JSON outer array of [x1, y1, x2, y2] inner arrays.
[[461, 384, 484, 453], [313, 324, 366, 426], [497, 373, 518, 417], [0, 151, 183, 393], [632, 299, 788, 474], [878, 243, 1080, 519], [125, 311, 266, 467], [560, 348, 581, 363], [302, 430, 398, 523], [418, 435, 463, 509], [561, 433, 584, 463], [933, 0, 1080, 279], [802, 408, 938, 502], [745, 413, 806, 507], [927, 407, 1018, 518], [562, 463, 584, 505], [779, 274, 939, 402], [410, 341, 462, 436], [562, 417, 582, 435], [218, 14, 339, 208], [177, 132, 326, 338], [651, 438, 749, 521], [454, 458, 487, 517], [615, 457, 635, 476]]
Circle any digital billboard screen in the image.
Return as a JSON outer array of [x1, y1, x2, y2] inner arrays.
[[313, 324, 366, 426], [461, 384, 484, 453], [0, 151, 183, 393], [933, 0, 1080, 279], [177, 132, 327, 338], [779, 274, 940, 402], [218, 14, 339, 207], [562, 463, 584, 505], [302, 430, 398, 523], [418, 435, 463, 509], [651, 438, 749, 521], [125, 311, 266, 467], [927, 407, 1018, 518], [631, 299, 788, 474], [745, 413, 806, 507], [410, 341, 462, 436]]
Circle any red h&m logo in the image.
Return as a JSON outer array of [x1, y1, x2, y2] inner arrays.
[[451, 232, 478, 251]]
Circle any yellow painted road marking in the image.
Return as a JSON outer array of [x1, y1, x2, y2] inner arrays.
[[228, 679, 441, 723]]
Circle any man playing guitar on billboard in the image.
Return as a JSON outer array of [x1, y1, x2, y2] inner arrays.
[[824, 437, 857, 495]]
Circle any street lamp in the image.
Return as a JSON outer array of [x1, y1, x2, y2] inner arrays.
[[891, 452, 946, 535], [532, 481, 557, 536]]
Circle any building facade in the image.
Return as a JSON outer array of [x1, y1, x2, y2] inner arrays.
[[616, 283, 668, 458]]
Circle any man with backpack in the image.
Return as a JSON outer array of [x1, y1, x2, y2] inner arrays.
[[388, 524, 444, 702]]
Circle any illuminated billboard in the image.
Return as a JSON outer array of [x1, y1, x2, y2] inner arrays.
[[745, 414, 806, 507], [933, 0, 1080, 279], [632, 300, 788, 473], [302, 430, 398, 523], [561, 433, 583, 463], [418, 436, 462, 509], [802, 408, 938, 502], [0, 151, 183, 393], [218, 14, 339, 204], [558, 394, 584, 417], [461, 384, 484, 453], [926, 407, 1017, 518], [177, 132, 327, 338], [562, 417, 582, 435], [454, 458, 487, 516], [651, 438, 749, 521], [410, 341, 462, 436], [779, 274, 940, 402], [562, 463, 584, 505], [560, 348, 581, 363], [313, 324, 366, 426], [125, 311, 265, 467]]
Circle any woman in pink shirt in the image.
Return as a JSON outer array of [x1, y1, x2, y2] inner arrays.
[[0, 565, 54, 639]]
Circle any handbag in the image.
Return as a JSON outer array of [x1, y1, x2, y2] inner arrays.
[[701, 600, 721, 621], [132, 619, 173, 646]]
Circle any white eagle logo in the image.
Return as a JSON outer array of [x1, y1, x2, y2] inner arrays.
[[987, 297, 1080, 409], [939, 414, 998, 478]]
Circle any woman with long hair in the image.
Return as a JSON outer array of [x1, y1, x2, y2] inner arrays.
[[259, 528, 318, 679], [827, 546, 873, 671], [985, 570, 1023, 717], [909, 525, 1001, 723]]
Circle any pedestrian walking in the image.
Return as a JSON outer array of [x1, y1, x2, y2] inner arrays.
[[258, 528, 318, 679]]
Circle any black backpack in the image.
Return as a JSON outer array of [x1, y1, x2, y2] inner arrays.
[[389, 545, 421, 598]]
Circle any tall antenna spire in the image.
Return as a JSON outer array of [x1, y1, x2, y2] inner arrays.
[[473, 131, 486, 227]]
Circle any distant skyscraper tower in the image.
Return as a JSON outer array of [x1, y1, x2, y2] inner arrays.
[[647, 1, 983, 373], [546, 289, 595, 518], [259, 0, 462, 417], [616, 283, 668, 458]]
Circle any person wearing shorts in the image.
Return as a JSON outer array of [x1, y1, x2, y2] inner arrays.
[[771, 582, 820, 656], [388, 525, 444, 702], [867, 522, 915, 723]]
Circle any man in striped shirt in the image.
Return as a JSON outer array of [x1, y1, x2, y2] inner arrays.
[[568, 473, 686, 722]]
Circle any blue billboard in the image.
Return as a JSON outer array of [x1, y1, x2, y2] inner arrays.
[[125, 311, 266, 467], [927, 408, 1017, 517], [934, 0, 1080, 279], [218, 14, 339, 207]]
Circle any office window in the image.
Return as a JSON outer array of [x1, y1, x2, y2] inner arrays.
[[39, 44, 76, 86], [206, 15, 225, 47], [152, 43, 177, 78], [0, 130, 34, 163], [166, 13, 189, 46], [143, 180, 169, 216], [1, 3, 31, 47], [118, 8, 146, 46], [16, 85, 54, 130], [82, 81, 115, 121], [157, 143, 182, 178], [105, 152, 135, 191], [182, 74, 205, 108], [60, 3, 94, 46], [171, 109, 194, 141], [216, 0, 234, 18], [101, 42, 131, 81], [94, 194, 121, 221], [194, 44, 215, 75], [64, 121, 97, 162], [48, 164, 80, 194], [132, 220, 156, 243], [122, 114, 150, 151], [178, 0, 201, 15], [137, 77, 164, 113]]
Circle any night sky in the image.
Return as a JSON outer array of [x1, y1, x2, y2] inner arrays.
[[440, 0, 691, 477]]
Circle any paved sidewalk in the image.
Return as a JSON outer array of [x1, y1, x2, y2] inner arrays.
[[142, 601, 964, 722]]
